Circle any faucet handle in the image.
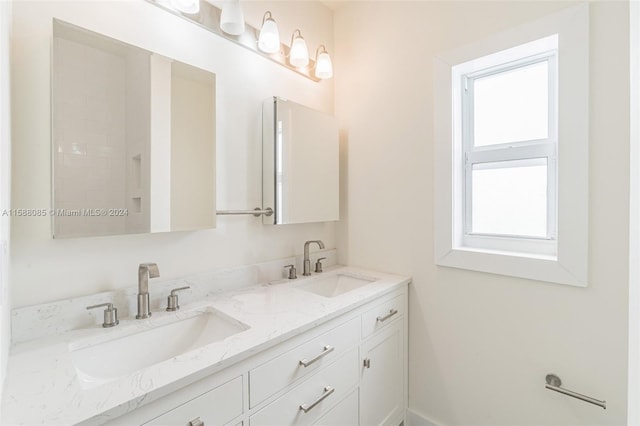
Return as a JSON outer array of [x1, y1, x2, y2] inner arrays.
[[86, 302, 119, 328], [284, 264, 297, 280], [166, 286, 190, 311], [315, 257, 326, 273]]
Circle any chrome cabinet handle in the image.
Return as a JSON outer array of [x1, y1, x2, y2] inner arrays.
[[299, 345, 334, 367], [187, 417, 204, 426], [299, 386, 335, 413], [376, 308, 398, 323]]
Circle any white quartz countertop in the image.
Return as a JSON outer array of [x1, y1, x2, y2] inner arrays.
[[1, 266, 410, 425]]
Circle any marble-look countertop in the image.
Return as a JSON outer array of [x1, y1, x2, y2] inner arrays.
[[1, 266, 410, 425]]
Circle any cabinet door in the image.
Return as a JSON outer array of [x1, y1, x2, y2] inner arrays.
[[143, 376, 242, 426], [359, 320, 403, 426]]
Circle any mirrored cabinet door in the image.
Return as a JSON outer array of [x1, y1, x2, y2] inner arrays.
[[262, 97, 339, 225], [52, 19, 216, 238]]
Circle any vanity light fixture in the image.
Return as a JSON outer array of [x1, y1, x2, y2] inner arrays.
[[258, 11, 280, 54], [148, 0, 333, 82], [289, 29, 309, 68], [170, 0, 199, 14], [220, 0, 245, 35], [314, 45, 333, 80]]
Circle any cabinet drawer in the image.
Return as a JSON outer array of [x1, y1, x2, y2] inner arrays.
[[361, 294, 405, 339], [143, 376, 242, 426], [250, 348, 359, 426], [312, 389, 358, 426], [250, 317, 359, 407]]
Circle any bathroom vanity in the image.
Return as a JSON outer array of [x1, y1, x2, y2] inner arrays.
[[2, 260, 409, 426]]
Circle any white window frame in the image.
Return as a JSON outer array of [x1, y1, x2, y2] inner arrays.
[[434, 3, 589, 286], [459, 40, 558, 257]]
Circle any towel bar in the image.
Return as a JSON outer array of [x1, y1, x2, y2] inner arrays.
[[216, 208, 273, 217], [545, 374, 606, 409]]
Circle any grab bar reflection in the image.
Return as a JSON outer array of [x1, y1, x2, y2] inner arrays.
[[545, 374, 606, 409]]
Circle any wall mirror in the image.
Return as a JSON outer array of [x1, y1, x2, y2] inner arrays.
[[52, 19, 216, 238], [262, 97, 339, 225]]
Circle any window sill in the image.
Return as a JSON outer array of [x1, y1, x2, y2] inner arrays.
[[436, 247, 585, 287]]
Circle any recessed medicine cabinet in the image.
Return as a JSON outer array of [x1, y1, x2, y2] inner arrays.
[[51, 19, 216, 238], [262, 97, 339, 225]]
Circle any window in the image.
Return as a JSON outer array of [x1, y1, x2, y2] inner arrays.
[[434, 4, 589, 286], [458, 38, 557, 257]]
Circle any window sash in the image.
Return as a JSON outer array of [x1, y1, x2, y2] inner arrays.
[[461, 53, 558, 246], [463, 144, 557, 241]]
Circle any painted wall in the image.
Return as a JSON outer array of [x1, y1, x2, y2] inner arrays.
[[627, 3, 640, 423], [10, 0, 335, 308], [0, 0, 12, 399], [334, 1, 631, 424]]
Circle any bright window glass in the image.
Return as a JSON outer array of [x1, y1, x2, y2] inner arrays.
[[473, 61, 549, 147], [471, 158, 548, 238]]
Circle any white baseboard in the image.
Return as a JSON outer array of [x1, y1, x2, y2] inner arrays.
[[407, 408, 439, 426]]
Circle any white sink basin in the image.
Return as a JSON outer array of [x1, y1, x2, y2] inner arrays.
[[70, 310, 248, 389], [296, 274, 376, 298]]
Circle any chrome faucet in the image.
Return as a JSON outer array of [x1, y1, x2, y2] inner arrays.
[[303, 240, 325, 276], [137, 263, 160, 319]]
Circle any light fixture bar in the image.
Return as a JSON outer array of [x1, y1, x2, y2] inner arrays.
[[146, 0, 322, 82]]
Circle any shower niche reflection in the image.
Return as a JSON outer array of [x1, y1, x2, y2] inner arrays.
[[52, 19, 216, 238]]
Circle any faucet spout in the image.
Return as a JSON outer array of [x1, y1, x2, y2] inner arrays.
[[303, 240, 325, 276], [137, 263, 160, 319]]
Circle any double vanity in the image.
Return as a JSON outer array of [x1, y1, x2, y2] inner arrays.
[[6, 7, 404, 426], [2, 250, 409, 426]]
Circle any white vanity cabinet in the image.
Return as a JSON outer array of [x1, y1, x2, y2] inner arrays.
[[249, 347, 359, 425], [248, 317, 360, 408], [104, 284, 408, 426], [360, 322, 404, 426], [359, 294, 406, 426]]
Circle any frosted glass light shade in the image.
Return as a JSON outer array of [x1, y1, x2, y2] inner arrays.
[[315, 51, 333, 79], [220, 0, 245, 35], [289, 34, 309, 68], [258, 16, 280, 54], [171, 0, 199, 14]]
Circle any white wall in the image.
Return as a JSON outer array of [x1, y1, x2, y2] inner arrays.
[[335, 1, 632, 424], [628, 2, 640, 423], [10, 0, 335, 308], [0, 0, 12, 400]]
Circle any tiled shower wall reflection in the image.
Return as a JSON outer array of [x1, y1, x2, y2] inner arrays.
[[52, 36, 149, 237]]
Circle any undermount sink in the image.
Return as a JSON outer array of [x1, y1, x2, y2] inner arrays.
[[70, 310, 248, 389], [296, 273, 376, 298]]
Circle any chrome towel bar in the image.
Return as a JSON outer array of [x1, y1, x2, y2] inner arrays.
[[545, 374, 606, 409], [216, 207, 273, 217]]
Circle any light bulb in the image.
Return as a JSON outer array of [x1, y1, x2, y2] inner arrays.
[[258, 12, 280, 54], [289, 30, 309, 68], [315, 49, 333, 79], [220, 0, 245, 35]]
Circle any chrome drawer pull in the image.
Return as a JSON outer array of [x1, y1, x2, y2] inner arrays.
[[376, 308, 398, 323], [299, 345, 334, 367], [188, 417, 204, 426], [299, 386, 335, 413]]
